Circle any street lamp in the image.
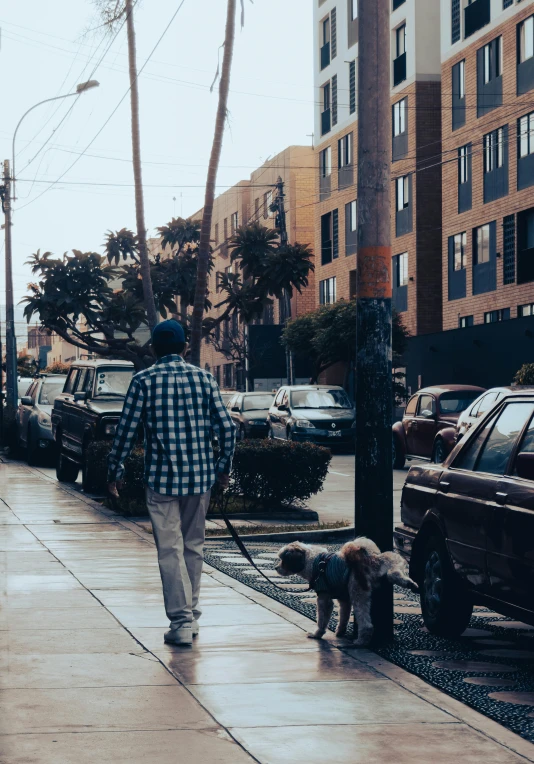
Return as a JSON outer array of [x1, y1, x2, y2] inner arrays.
[[2, 80, 99, 427]]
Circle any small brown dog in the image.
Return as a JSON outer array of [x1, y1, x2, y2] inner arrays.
[[275, 538, 418, 646]]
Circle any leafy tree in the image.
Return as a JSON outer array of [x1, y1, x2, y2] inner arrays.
[[514, 363, 534, 385], [44, 361, 71, 375], [156, 218, 202, 323], [17, 354, 38, 377], [190, 0, 238, 366], [282, 301, 410, 400]]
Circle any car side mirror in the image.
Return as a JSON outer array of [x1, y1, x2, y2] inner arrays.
[[231, 406, 240, 412], [516, 452, 534, 481], [73, 391, 88, 402], [21, 396, 33, 406], [421, 409, 435, 419]]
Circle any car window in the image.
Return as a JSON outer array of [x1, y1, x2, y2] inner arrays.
[[83, 369, 95, 395], [454, 412, 500, 472], [405, 395, 418, 416], [475, 403, 534, 476], [291, 389, 352, 409], [476, 392, 498, 417], [439, 391, 480, 414], [226, 394, 236, 409], [18, 379, 33, 399], [94, 368, 133, 397], [243, 394, 274, 411], [513, 414, 534, 472], [39, 381, 65, 405], [64, 369, 79, 394], [234, 396, 243, 410], [417, 394, 435, 417], [282, 392, 289, 408], [26, 382, 37, 400], [74, 369, 89, 394], [273, 389, 285, 407]]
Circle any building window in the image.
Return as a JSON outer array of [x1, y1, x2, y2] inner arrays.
[[503, 0, 513, 8], [215, 366, 221, 385], [223, 218, 228, 241], [393, 24, 407, 86], [452, 60, 466, 130], [348, 200, 357, 232], [459, 316, 474, 328], [349, 60, 357, 114], [231, 211, 238, 233], [396, 175, 410, 211], [393, 98, 406, 137], [484, 128, 504, 173], [393, 0, 406, 9], [503, 213, 516, 285], [332, 74, 338, 126], [254, 198, 260, 217], [392, 253, 408, 312], [338, 134, 352, 167], [519, 303, 534, 317], [321, 210, 339, 264], [321, 15, 331, 70], [465, 0, 491, 39], [478, 37, 503, 117], [263, 190, 273, 219], [452, 0, 461, 45], [517, 207, 534, 284], [223, 364, 233, 389], [459, 145, 469, 184], [484, 309, 510, 323], [483, 126, 508, 203], [475, 223, 491, 264], [214, 223, 219, 246], [320, 146, 332, 177], [459, 59, 465, 98], [345, 200, 357, 256], [453, 232, 467, 270], [350, 0, 357, 21], [397, 252, 408, 286], [520, 15, 534, 64], [321, 82, 331, 135], [519, 112, 534, 158], [319, 277, 337, 305]]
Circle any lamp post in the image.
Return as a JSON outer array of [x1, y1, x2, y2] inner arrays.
[[2, 80, 99, 422]]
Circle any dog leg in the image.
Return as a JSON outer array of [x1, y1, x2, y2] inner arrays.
[[379, 552, 419, 592], [336, 599, 351, 638], [352, 588, 373, 647], [387, 567, 419, 592], [308, 593, 334, 639]]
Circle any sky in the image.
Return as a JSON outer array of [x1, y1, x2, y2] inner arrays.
[[0, 0, 314, 328]]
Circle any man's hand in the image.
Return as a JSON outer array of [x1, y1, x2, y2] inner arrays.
[[108, 480, 124, 498], [217, 472, 230, 489]]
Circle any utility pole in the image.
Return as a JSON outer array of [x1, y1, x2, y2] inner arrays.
[[274, 177, 293, 385], [2, 160, 17, 418], [355, 0, 393, 643]]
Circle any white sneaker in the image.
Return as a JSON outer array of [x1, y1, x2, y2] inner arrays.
[[164, 626, 193, 646], [192, 619, 199, 637]]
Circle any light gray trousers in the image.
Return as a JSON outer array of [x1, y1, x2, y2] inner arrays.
[[145, 487, 211, 629]]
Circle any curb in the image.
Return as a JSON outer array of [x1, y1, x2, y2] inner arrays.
[[206, 525, 355, 543], [206, 509, 319, 522]]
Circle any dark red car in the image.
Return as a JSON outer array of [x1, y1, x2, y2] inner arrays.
[[394, 389, 534, 636], [392, 385, 485, 469]]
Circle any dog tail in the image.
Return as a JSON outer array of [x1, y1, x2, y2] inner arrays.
[[340, 539, 374, 592]]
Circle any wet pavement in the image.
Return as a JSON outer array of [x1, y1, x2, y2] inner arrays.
[[1, 460, 533, 763]]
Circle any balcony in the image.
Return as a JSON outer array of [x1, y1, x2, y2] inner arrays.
[[321, 108, 331, 136], [393, 53, 406, 87], [464, 0, 490, 39], [320, 42, 330, 71]]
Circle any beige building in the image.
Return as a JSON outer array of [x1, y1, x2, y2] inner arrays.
[[189, 146, 316, 390]]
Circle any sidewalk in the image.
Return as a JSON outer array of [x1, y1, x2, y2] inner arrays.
[[1, 460, 533, 763]]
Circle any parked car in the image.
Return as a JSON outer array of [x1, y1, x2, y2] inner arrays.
[[267, 385, 355, 448], [52, 360, 134, 490], [219, 390, 235, 407], [227, 391, 275, 440], [16, 374, 67, 465], [394, 389, 534, 636], [392, 385, 484, 469]]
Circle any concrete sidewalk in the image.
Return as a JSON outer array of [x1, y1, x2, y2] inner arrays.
[[0, 460, 532, 763]]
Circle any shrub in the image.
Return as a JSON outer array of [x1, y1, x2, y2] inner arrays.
[[86, 440, 146, 515], [229, 439, 331, 509], [514, 363, 534, 385], [44, 361, 71, 374]]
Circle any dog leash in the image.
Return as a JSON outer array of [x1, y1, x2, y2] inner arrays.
[[213, 487, 313, 594]]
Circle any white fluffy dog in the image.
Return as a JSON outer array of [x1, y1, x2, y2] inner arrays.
[[275, 538, 418, 647]]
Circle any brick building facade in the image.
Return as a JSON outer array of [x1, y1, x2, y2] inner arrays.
[[441, 0, 534, 331]]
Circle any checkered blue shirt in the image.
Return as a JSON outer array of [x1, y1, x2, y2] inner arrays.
[[107, 355, 236, 496]]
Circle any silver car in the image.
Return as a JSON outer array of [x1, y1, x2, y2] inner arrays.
[[17, 375, 67, 465]]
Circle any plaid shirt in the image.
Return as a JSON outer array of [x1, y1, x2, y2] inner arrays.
[[107, 355, 236, 496]]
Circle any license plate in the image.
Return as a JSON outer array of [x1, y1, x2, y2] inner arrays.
[[328, 431, 342, 437]]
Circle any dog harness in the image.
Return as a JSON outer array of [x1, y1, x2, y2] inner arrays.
[[310, 552, 350, 601]]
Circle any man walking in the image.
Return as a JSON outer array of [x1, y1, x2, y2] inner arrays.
[[107, 319, 236, 646]]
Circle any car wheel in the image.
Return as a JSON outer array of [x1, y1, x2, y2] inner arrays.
[[56, 449, 80, 483], [26, 428, 40, 467], [82, 443, 99, 493], [432, 438, 446, 464], [420, 535, 473, 637], [392, 436, 405, 469]]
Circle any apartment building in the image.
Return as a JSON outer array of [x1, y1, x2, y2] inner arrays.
[[441, 0, 534, 330], [193, 146, 315, 389], [314, 0, 443, 337]]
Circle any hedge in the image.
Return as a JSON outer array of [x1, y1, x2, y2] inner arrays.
[[85, 438, 331, 515]]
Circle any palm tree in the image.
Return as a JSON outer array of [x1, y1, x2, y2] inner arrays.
[[157, 217, 201, 324], [93, 0, 158, 330], [189, 0, 237, 367]]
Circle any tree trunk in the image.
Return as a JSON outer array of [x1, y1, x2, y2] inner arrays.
[[189, 0, 236, 368], [180, 294, 188, 326], [125, 0, 158, 331]]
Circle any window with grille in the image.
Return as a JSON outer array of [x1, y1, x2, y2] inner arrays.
[[452, 0, 461, 44], [319, 277, 337, 305], [503, 0, 513, 8], [331, 6, 337, 59], [503, 214, 516, 285], [519, 303, 534, 317], [332, 75, 338, 125], [459, 315, 474, 328], [349, 60, 356, 114], [484, 309, 510, 323]]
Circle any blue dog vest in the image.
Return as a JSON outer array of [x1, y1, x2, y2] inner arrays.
[[310, 552, 350, 601]]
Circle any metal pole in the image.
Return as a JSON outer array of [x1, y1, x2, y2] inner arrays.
[[3, 160, 17, 419], [355, 0, 393, 643], [275, 177, 293, 384]]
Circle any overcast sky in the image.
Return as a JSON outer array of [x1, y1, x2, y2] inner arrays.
[[0, 0, 313, 313]]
